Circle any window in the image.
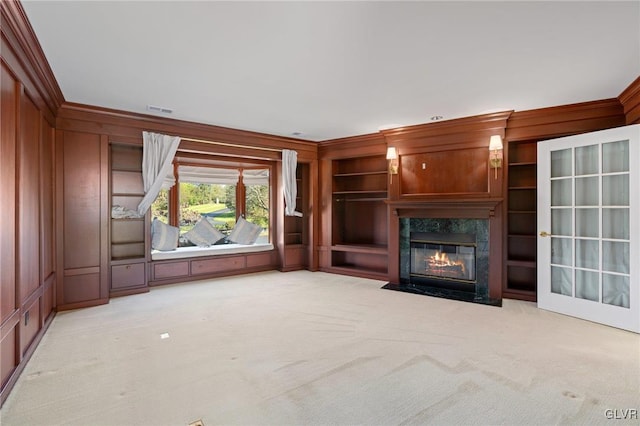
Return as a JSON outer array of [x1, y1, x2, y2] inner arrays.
[[243, 168, 270, 243], [178, 166, 239, 233], [152, 163, 271, 242], [151, 188, 170, 224]]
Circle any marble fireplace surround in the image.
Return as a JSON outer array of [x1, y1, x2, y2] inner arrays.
[[385, 198, 503, 305]]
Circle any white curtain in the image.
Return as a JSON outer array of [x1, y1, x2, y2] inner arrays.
[[137, 131, 181, 215], [282, 149, 302, 217], [178, 165, 240, 185], [242, 168, 270, 185]]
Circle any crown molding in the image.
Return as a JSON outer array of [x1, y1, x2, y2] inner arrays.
[[57, 102, 318, 160], [1, 0, 64, 119], [506, 98, 625, 141], [618, 75, 640, 125]]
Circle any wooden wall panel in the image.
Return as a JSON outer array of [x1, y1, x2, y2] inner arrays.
[[0, 63, 17, 325], [40, 120, 55, 280], [62, 274, 101, 305], [1, 328, 17, 387], [62, 131, 101, 269], [0, 6, 59, 399], [383, 111, 511, 200], [18, 93, 41, 302], [400, 148, 489, 195], [58, 130, 108, 309], [19, 300, 40, 356], [43, 275, 55, 321]]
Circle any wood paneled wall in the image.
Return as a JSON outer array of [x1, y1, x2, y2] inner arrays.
[[1, 0, 62, 405], [2, 0, 639, 408], [382, 111, 512, 200]]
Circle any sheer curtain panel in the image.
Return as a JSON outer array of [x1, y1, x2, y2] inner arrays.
[[282, 149, 302, 217], [137, 131, 181, 215]]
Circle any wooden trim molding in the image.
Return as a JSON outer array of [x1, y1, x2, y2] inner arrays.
[[619, 75, 640, 125], [318, 133, 386, 159], [0, 0, 63, 121], [506, 99, 625, 142], [0, 311, 20, 341], [387, 198, 503, 218], [381, 111, 513, 149], [56, 102, 318, 161]]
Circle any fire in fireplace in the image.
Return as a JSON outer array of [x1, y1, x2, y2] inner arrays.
[[410, 232, 477, 288], [383, 218, 497, 306]]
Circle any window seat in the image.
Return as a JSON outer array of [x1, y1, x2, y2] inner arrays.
[[151, 242, 274, 261]]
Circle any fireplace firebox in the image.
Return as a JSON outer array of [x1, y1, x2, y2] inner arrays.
[[382, 217, 500, 306], [410, 232, 476, 291]]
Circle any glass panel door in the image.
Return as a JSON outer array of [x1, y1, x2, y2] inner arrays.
[[537, 125, 639, 333]]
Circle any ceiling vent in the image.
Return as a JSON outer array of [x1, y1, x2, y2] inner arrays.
[[147, 105, 173, 114]]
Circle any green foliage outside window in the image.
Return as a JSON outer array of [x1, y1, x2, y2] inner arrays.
[[151, 168, 270, 239], [151, 188, 169, 223]]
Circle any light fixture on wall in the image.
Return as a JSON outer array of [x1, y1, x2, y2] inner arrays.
[[386, 146, 398, 173], [386, 146, 398, 184], [489, 135, 503, 179]]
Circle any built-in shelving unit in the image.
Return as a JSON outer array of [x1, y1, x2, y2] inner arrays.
[[109, 143, 148, 295], [282, 163, 309, 270], [504, 140, 537, 300], [330, 156, 388, 279]]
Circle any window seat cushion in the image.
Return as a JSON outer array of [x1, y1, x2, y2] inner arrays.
[[151, 242, 274, 261]]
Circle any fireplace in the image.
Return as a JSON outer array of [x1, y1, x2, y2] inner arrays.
[[383, 214, 501, 306], [410, 232, 476, 290]]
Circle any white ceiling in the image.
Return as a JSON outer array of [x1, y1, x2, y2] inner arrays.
[[22, 1, 640, 142]]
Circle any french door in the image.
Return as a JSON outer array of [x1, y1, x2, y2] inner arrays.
[[537, 124, 639, 333]]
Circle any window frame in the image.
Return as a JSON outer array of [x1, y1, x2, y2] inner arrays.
[[158, 157, 275, 243]]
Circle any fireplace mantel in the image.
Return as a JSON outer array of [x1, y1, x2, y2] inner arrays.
[[386, 197, 503, 219], [386, 197, 504, 300]]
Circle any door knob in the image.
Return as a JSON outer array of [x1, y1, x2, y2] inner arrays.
[[540, 231, 551, 237]]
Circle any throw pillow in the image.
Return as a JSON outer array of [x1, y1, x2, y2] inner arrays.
[[227, 216, 262, 245], [183, 218, 225, 247], [151, 218, 179, 251]]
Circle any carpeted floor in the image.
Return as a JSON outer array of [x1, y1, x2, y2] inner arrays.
[[1, 270, 638, 425]]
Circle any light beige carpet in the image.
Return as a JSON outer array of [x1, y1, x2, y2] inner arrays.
[[1, 270, 638, 425]]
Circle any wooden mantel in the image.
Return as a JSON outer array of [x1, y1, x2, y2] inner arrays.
[[386, 197, 503, 219], [386, 196, 504, 300]]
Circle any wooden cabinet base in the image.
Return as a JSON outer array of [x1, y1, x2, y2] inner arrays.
[[109, 261, 148, 297], [320, 266, 389, 282], [279, 245, 306, 272], [149, 250, 278, 287], [109, 286, 149, 298]]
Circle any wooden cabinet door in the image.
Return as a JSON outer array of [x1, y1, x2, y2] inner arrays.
[[59, 131, 109, 308]]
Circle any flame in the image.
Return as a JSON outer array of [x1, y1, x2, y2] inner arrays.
[[428, 251, 466, 275]]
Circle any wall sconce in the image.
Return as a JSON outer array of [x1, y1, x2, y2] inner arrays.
[[386, 146, 398, 175], [488, 135, 503, 179]]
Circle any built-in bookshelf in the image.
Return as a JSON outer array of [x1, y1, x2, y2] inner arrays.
[[504, 140, 537, 301], [281, 163, 309, 270], [330, 155, 388, 279], [109, 143, 148, 295]]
